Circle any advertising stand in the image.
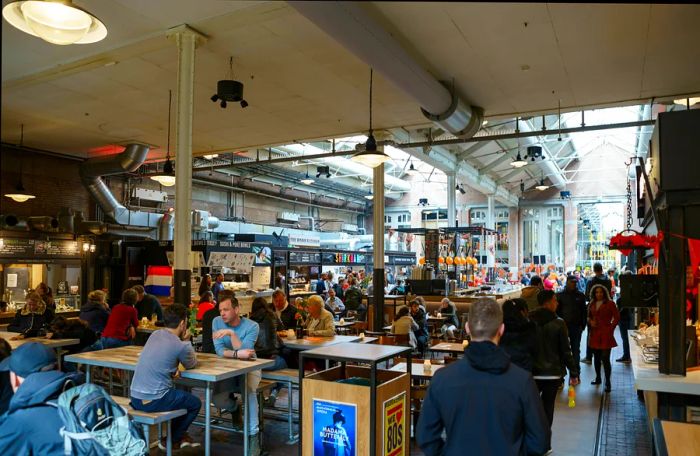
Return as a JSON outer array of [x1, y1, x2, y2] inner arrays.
[[299, 343, 412, 456]]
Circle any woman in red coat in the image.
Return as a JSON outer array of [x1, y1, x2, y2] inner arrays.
[[588, 284, 620, 392]]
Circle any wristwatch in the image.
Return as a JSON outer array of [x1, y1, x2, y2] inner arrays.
[[233, 349, 238, 359]]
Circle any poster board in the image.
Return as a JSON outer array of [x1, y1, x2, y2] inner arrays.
[[313, 399, 357, 456], [382, 392, 406, 456]]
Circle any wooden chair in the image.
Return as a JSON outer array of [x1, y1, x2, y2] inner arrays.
[[352, 321, 368, 335], [379, 334, 396, 346], [409, 384, 428, 439]]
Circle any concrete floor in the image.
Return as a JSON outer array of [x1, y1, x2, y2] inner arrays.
[[147, 328, 652, 455]]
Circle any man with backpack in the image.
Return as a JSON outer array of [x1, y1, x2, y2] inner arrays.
[[0, 342, 85, 454], [130, 304, 201, 450]]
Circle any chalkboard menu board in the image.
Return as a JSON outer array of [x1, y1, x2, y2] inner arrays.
[[424, 229, 440, 265], [0, 238, 80, 259], [289, 251, 321, 264], [321, 252, 366, 265]]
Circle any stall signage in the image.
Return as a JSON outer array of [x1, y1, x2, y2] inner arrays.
[[322, 252, 366, 264], [0, 238, 80, 259], [425, 229, 440, 265], [288, 233, 320, 247], [312, 399, 357, 456], [389, 256, 416, 265], [383, 392, 406, 456], [206, 252, 255, 270], [289, 251, 321, 264]]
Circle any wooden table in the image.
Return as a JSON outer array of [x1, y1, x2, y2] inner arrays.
[[0, 330, 80, 350], [65, 345, 273, 456], [282, 334, 360, 350], [390, 362, 444, 379], [653, 419, 700, 456], [429, 342, 467, 356]]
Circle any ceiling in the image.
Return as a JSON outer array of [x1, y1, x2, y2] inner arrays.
[[2, 1, 699, 205]]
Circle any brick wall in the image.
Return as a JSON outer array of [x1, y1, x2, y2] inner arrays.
[[0, 147, 91, 217]]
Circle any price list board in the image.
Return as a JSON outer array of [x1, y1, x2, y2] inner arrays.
[[0, 238, 80, 260], [424, 229, 440, 265]]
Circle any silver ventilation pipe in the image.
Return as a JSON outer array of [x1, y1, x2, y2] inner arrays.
[[79, 143, 160, 227], [289, 1, 483, 137]]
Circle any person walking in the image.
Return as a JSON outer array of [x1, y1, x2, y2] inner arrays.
[[417, 298, 550, 455], [588, 284, 620, 392], [212, 273, 225, 302], [529, 290, 581, 429], [521, 276, 543, 312], [500, 298, 537, 372], [582, 263, 613, 363], [556, 276, 588, 371]]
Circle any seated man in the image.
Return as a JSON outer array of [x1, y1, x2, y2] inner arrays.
[[133, 285, 164, 321], [130, 304, 201, 450], [272, 289, 298, 331], [305, 295, 336, 337], [439, 298, 460, 340], [212, 291, 263, 455], [325, 288, 345, 316], [0, 342, 84, 453], [410, 298, 429, 353]]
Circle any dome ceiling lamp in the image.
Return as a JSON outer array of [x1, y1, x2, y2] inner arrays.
[[510, 119, 528, 168], [364, 189, 374, 200], [535, 177, 550, 191], [300, 165, 314, 185], [5, 124, 36, 203], [351, 68, 390, 168], [151, 90, 176, 187], [2, 0, 107, 45], [405, 159, 419, 176]]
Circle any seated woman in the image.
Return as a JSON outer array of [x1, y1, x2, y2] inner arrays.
[[249, 297, 287, 406], [7, 292, 54, 337], [196, 291, 216, 321], [305, 295, 335, 337], [79, 290, 111, 335], [391, 306, 418, 349]]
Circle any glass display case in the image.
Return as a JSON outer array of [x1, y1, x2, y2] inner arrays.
[[54, 294, 81, 313]]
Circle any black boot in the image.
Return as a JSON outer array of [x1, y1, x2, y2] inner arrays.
[[591, 378, 602, 385]]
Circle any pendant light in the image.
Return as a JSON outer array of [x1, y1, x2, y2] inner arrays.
[[151, 90, 176, 187], [405, 160, 419, 176], [5, 125, 36, 203], [300, 165, 314, 185], [535, 178, 549, 191], [351, 68, 390, 168], [3, 0, 107, 45], [364, 189, 374, 200], [510, 120, 527, 168]]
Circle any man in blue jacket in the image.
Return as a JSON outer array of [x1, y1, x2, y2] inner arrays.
[[417, 298, 550, 456], [0, 342, 84, 454]]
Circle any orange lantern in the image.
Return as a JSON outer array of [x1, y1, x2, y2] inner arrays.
[[438, 257, 445, 264], [446, 256, 454, 265], [418, 257, 426, 265]]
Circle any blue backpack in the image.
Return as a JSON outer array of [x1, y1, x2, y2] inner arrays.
[[50, 383, 147, 456]]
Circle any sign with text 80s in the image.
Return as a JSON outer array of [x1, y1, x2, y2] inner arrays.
[[383, 392, 406, 456]]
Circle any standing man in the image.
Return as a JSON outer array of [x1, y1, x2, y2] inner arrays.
[[316, 273, 329, 298], [530, 290, 580, 430], [582, 262, 613, 364], [574, 270, 586, 294], [211, 291, 263, 455], [130, 305, 201, 450], [272, 289, 298, 330], [417, 299, 550, 455], [556, 276, 588, 371], [343, 277, 366, 321], [212, 273, 225, 303], [132, 285, 164, 321]]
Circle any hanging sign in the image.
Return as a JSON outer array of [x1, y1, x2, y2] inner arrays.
[[383, 391, 406, 456]]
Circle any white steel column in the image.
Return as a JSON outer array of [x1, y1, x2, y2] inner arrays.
[[372, 161, 385, 331], [447, 174, 456, 227], [168, 25, 207, 307], [486, 195, 496, 268]]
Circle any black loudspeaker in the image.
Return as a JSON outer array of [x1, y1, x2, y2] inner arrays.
[[619, 274, 659, 307], [533, 256, 540, 265], [540, 255, 546, 264]]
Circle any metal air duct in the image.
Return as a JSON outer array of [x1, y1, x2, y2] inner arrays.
[[289, 1, 483, 137]]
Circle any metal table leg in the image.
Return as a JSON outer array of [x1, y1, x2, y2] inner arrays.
[[205, 382, 211, 456], [243, 374, 249, 456], [287, 379, 294, 443], [166, 420, 172, 455], [86, 365, 91, 383], [142, 424, 150, 455]]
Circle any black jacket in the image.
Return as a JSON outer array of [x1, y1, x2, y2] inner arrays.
[[500, 316, 537, 372], [343, 286, 364, 311], [277, 304, 298, 331], [417, 341, 550, 456], [50, 320, 98, 354], [7, 308, 54, 335], [411, 306, 429, 338], [79, 300, 111, 334], [529, 308, 579, 379], [135, 293, 163, 321], [555, 289, 587, 329], [201, 306, 219, 354], [250, 308, 283, 358]]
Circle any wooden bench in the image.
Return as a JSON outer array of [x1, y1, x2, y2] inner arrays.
[[260, 368, 301, 443], [112, 395, 186, 456]]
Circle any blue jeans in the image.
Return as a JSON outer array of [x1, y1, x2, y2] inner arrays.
[[262, 354, 288, 372], [101, 337, 131, 349], [131, 388, 202, 443]]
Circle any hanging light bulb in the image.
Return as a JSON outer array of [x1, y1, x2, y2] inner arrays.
[[364, 189, 374, 200], [510, 152, 528, 168], [535, 178, 549, 191], [405, 160, 419, 176], [152, 90, 176, 187], [2, 0, 107, 45], [351, 68, 390, 168], [300, 167, 314, 185], [5, 124, 36, 203]]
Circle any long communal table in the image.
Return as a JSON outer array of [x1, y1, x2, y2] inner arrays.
[[65, 345, 273, 456], [0, 330, 80, 369], [281, 334, 360, 350]]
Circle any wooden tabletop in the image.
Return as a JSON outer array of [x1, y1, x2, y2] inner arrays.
[[282, 334, 360, 350], [302, 342, 410, 362], [0, 331, 80, 350], [391, 362, 444, 379], [429, 342, 467, 354], [657, 420, 700, 456], [64, 345, 274, 382], [334, 322, 356, 328]]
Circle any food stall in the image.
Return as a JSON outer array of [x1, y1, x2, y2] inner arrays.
[[287, 250, 322, 300], [0, 235, 83, 323]]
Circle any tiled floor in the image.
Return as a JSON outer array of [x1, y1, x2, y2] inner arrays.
[[147, 329, 653, 455]]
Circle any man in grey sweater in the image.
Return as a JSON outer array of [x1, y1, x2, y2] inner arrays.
[[130, 304, 201, 450]]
